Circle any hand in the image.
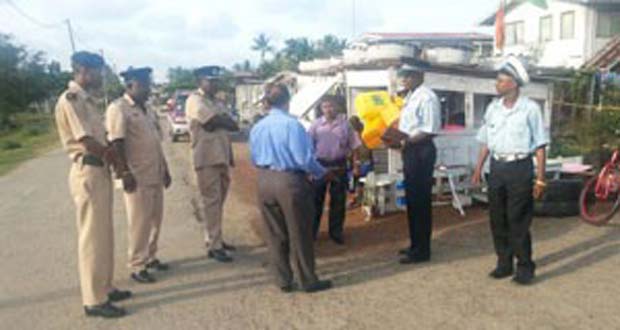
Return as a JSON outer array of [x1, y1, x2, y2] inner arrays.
[[102, 147, 118, 165], [471, 169, 482, 186], [533, 180, 546, 200], [323, 170, 337, 183], [353, 165, 361, 177], [164, 171, 172, 189], [122, 172, 137, 193]]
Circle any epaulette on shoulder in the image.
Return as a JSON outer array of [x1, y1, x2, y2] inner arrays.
[[65, 92, 78, 101]]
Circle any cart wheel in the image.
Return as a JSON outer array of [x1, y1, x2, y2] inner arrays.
[[579, 176, 620, 226]]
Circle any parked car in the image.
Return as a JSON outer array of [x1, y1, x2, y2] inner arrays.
[[167, 92, 190, 142]]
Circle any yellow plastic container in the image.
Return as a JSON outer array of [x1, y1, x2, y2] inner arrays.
[[355, 91, 403, 149]]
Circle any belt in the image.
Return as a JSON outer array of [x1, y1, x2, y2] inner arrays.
[[257, 166, 305, 176], [74, 154, 105, 167], [492, 153, 530, 162], [318, 159, 347, 170]]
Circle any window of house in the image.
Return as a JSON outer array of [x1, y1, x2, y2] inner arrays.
[[435, 90, 466, 130], [597, 13, 620, 38], [473, 94, 496, 129], [506, 21, 525, 45], [561, 11, 575, 39], [540, 15, 553, 42]]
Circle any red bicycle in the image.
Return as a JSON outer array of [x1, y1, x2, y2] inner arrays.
[[579, 149, 620, 225]]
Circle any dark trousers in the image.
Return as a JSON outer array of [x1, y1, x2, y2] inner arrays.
[[313, 160, 348, 239], [488, 158, 535, 270], [402, 141, 437, 258], [257, 169, 319, 288]]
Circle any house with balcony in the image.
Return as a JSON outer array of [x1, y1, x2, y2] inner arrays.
[[480, 0, 620, 69]]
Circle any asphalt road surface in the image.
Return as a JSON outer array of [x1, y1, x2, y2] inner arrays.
[[1, 139, 620, 329]]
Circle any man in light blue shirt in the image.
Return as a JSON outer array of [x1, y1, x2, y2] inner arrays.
[[472, 56, 549, 285], [249, 83, 333, 294], [387, 61, 441, 265]]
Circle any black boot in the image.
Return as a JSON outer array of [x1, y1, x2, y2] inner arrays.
[[131, 269, 156, 284], [84, 301, 126, 318]]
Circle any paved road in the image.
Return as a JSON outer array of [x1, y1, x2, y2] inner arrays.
[[1, 139, 620, 329]]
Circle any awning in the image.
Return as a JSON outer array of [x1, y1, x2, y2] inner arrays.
[[289, 76, 341, 127]]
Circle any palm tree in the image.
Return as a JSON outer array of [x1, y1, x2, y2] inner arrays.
[[251, 33, 274, 63]]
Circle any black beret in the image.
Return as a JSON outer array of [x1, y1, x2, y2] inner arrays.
[[120, 66, 153, 83], [193, 66, 224, 79], [71, 51, 105, 69]]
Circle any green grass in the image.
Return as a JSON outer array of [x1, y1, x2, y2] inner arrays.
[[0, 114, 59, 176]]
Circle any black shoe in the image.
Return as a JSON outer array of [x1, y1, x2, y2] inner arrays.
[[208, 249, 233, 263], [512, 267, 535, 285], [330, 235, 345, 245], [280, 284, 295, 293], [489, 267, 514, 279], [84, 301, 126, 318], [146, 259, 170, 271], [107, 289, 132, 302], [398, 247, 413, 256], [131, 269, 156, 284], [304, 280, 333, 293], [399, 254, 430, 265], [222, 242, 237, 252]]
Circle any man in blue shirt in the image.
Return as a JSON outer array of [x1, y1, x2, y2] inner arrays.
[[385, 62, 441, 265], [472, 56, 549, 285], [249, 83, 333, 293]]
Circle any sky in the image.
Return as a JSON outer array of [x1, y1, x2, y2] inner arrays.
[[1, 0, 495, 81]]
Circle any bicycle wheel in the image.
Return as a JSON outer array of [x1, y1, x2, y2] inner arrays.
[[579, 176, 620, 226]]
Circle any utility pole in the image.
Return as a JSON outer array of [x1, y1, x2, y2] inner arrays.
[[64, 19, 76, 53], [352, 0, 357, 39]]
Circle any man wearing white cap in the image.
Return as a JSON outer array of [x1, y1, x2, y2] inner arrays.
[[385, 61, 441, 265], [471, 56, 549, 285]]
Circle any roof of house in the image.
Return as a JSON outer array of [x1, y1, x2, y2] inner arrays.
[[360, 32, 493, 42], [583, 35, 620, 70], [479, 0, 620, 26]]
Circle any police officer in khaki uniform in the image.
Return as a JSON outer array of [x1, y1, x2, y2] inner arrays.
[[185, 66, 239, 262], [55, 51, 130, 318], [106, 67, 172, 284]]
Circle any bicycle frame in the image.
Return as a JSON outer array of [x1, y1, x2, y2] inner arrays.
[[594, 150, 620, 200]]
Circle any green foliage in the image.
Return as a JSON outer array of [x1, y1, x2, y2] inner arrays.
[[0, 113, 58, 175], [251, 33, 274, 63], [251, 34, 348, 79], [0, 34, 71, 129], [2, 140, 22, 150], [550, 70, 620, 163], [166, 67, 195, 93]]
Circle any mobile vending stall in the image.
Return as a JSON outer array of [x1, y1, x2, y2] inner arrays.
[[288, 60, 555, 218]]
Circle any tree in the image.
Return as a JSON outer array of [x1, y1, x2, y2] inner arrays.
[[0, 34, 71, 129], [282, 37, 315, 63], [314, 35, 347, 58], [251, 33, 274, 63], [166, 67, 195, 93]]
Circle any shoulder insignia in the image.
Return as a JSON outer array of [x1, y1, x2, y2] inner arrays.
[[66, 92, 78, 101]]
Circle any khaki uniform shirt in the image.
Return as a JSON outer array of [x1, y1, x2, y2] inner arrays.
[[185, 89, 233, 169], [55, 81, 107, 161], [106, 94, 167, 186]]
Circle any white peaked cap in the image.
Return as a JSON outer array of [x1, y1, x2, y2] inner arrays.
[[498, 55, 530, 86]]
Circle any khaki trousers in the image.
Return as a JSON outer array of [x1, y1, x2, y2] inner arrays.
[[123, 184, 164, 271], [196, 165, 230, 250], [68, 163, 114, 306]]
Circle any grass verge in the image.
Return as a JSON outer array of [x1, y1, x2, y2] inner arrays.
[[0, 114, 59, 176]]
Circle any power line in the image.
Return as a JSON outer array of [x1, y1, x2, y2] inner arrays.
[[4, 0, 63, 29]]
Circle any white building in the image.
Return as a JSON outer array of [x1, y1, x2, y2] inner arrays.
[[480, 0, 620, 68]]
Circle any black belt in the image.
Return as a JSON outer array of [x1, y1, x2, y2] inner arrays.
[[257, 166, 305, 176], [75, 154, 104, 167], [318, 159, 347, 169]]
